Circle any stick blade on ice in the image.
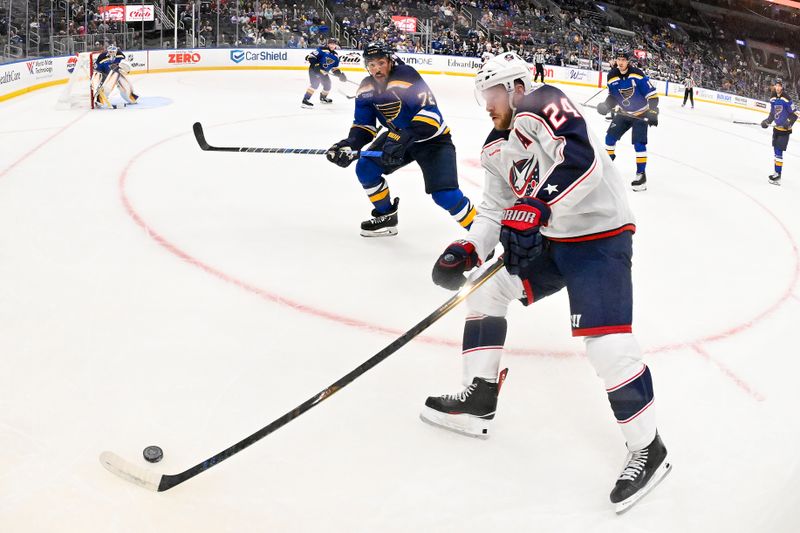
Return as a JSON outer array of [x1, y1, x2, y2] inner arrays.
[[192, 122, 211, 150], [99, 451, 162, 491]]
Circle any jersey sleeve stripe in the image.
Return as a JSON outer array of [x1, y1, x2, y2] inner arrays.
[[387, 80, 412, 90], [352, 124, 377, 135], [411, 116, 440, 128]]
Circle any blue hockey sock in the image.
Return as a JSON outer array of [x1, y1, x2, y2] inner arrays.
[[363, 179, 392, 213], [606, 365, 654, 424], [432, 189, 477, 229], [634, 143, 647, 173], [462, 316, 508, 384], [605, 134, 617, 161]]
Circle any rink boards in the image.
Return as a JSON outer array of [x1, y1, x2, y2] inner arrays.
[[0, 47, 769, 114]]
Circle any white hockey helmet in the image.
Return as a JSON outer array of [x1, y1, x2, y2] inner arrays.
[[474, 51, 535, 97], [107, 44, 119, 56]]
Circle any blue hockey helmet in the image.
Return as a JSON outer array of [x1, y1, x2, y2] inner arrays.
[[363, 41, 393, 62]]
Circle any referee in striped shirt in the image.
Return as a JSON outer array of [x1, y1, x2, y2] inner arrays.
[[533, 49, 546, 83], [682, 73, 695, 108]]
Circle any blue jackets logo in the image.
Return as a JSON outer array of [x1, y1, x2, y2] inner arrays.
[[230, 49, 288, 63]]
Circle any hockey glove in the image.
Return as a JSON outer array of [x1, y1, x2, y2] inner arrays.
[[645, 108, 659, 127], [761, 120, 770, 129], [326, 140, 357, 168], [432, 240, 480, 290], [499, 197, 551, 277], [333, 69, 347, 82], [381, 130, 413, 168], [596, 101, 610, 115]]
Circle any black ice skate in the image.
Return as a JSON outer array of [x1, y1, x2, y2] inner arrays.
[[301, 98, 314, 108], [631, 172, 647, 192], [360, 198, 399, 237], [420, 369, 508, 439], [320, 95, 333, 104], [768, 173, 781, 186], [610, 432, 672, 514]]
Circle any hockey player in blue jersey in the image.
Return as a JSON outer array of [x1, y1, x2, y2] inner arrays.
[[761, 80, 799, 186], [302, 38, 346, 108], [325, 42, 477, 237], [423, 52, 670, 513], [596, 51, 659, 191], [93, 44, 138, 108]]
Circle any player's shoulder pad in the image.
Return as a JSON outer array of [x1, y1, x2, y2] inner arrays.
[[391, 63, 421, 83], [356, 77, 376, 99], [515, 84, 566, 115], [628, 66, 647, 78], [483, 128, 510, 149], [386, 64, 421, 91]]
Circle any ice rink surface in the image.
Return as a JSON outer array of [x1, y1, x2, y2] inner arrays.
[[1, 68, 799, 532]]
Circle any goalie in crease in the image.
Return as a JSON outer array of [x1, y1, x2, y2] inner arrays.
[[93, 44, 139, 108]]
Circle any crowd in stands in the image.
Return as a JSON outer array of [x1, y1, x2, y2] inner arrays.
[[2, 0, 797, 101], [328, 0, 797, 99], [1, 0, 325, 53]]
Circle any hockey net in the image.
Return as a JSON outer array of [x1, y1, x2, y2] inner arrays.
[[57, 52, 96, 109]]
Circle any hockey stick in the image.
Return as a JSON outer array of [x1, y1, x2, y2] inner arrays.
[[581, 87, 606, 107], [192, 122, 381, 157], [335, 86, 357, 100], [100, 258, 506, 492], [336, 78, 361, 99], [733, 120, 759, 125]]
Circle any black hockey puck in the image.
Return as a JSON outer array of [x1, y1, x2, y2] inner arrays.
[[143, 445, 164, 463]]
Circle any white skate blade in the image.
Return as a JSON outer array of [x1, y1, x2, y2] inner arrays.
[[614, 457, 672, 514], [419, 406, 491, 439], [631, 183, 647, 192], [768, 179, 781, 186], [360, 227, 398, 238]]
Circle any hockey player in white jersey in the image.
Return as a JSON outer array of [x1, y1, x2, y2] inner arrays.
[[421, 52, 671, 513]]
